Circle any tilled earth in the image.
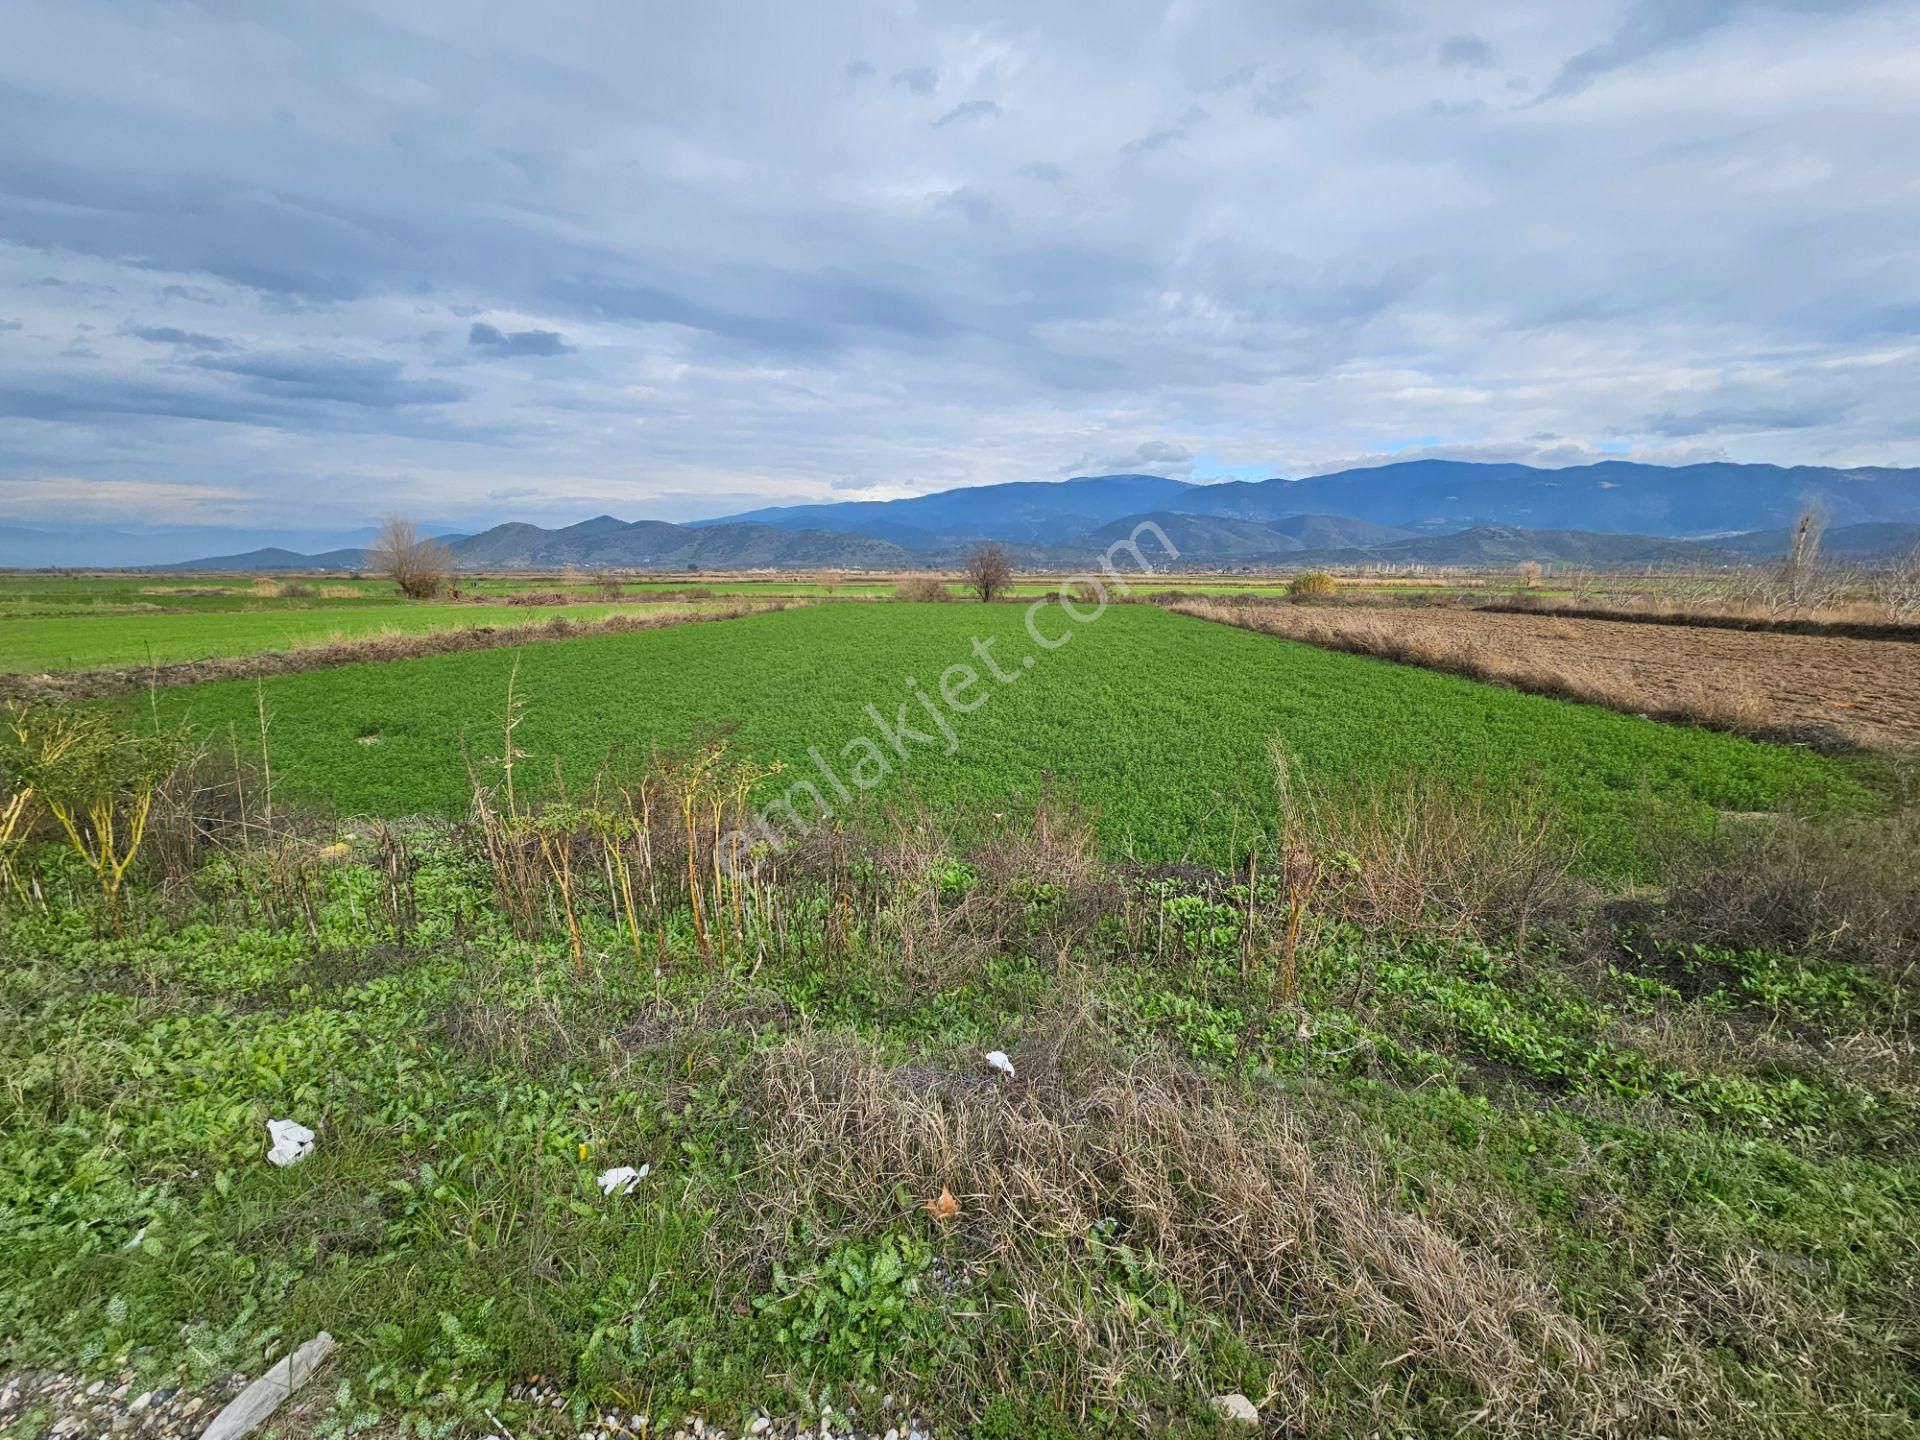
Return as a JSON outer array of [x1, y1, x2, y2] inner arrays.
[[1210, 604, 1920, 751]]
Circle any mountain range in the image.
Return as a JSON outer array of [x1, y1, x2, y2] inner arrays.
[[103, 459, 1920, 572]]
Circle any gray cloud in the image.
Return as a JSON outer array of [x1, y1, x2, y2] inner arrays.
[[1251, 73, 1316, 117], [1066, 440, 1195, 477], [191, 352, 466, 408], [1540, 0, 1885, 100], [1437, 34, 1497, 70], [1642, 404, 1846, 437], [0, 0, 1913, 533], [933, 99, 1000, 128], [126, 325, 233, 351], [468, 321, 574, 356]]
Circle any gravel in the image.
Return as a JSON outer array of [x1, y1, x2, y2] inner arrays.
[[2, 1367, 937, 1440]]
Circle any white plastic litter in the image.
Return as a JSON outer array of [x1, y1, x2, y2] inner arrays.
[[265, 1119, 315, 1168], [597, 1164, 649, 1196], [1210, 1392, 1260, 1427], [200, 1332, 334, 1440], [985, 1050, 1016, 1079]]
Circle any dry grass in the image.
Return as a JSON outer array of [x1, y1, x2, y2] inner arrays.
[[1651, 800, 1920, 986], [744, 1028, 1708, 1437], [1278, 756, 1590, 944], [868, 790, 1112, 988]]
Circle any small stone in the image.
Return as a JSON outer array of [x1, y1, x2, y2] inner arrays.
[[1210, 1393, 1259, 1427], [749, 1421, 770, 1436]]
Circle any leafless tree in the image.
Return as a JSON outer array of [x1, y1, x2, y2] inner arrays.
[[1876, 545, 1920, 623], [1777, 504, 1828, 610], [963, 543, 1013, 602], [369, 515, 453, 599]]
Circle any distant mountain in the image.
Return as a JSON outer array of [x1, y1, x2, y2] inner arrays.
[[1159, 460, 1920, 535], [1072, 511, 1416, 564], [140, 464, 1920, 573], [444, 517, 917, 569], [700, 461, 1920, 543], [699, 473, 1196, 546], [1712, 521, 1920, 561]]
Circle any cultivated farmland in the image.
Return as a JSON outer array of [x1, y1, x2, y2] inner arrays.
[[128, 602, 1857, 876], [3, 593, 1915, 1440], [0, 601, 711, 673]]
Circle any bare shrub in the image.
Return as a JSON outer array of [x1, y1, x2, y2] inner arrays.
[[1274, 747, 1587, 944], [1517, 560, 1544, 589], [869, 790, 1109, 989], [747, 1034, 1619, 1435], [368, 514, 454, 599], [963, 543, 1013, 602], [892, 575, 952, 602]]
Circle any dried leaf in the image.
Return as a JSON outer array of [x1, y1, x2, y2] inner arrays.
[[924, 1186, 959, 1222]]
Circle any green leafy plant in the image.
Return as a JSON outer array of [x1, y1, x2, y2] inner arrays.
[[0, 704, 185, 927], [753, 1233, 934, 1382]]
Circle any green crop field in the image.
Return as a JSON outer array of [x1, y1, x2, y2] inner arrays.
[[128, 603, 1857, 875], [0, 601, 712, 673], [9, 597, 1915, 1440]]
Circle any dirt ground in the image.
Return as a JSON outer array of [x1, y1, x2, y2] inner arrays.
[[1174, 602, 1920, 752]]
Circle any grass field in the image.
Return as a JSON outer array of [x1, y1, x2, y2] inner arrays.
[[1, 746, 1913, 1439], [0, 602, 714, 673], [127, 603, 1859, 876], [4, 595, 1915, 1440]]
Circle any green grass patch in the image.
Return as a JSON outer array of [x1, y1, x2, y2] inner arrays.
[[123, 603, 1859, 876], [1, 602, 705, 672]]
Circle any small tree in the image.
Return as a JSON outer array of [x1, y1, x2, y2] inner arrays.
[[369, 515, 453, 599], [963, 544, 1013, 603], [1287, 571, 1336, 599], [1517, 560, 1544, 589]]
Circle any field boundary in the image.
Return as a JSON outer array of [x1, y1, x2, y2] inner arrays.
[[1474, 599, 1920, 643], [0, 601, 802, 701]]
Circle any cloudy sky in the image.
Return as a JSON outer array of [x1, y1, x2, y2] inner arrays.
[[2, 0, 1917, 539]]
